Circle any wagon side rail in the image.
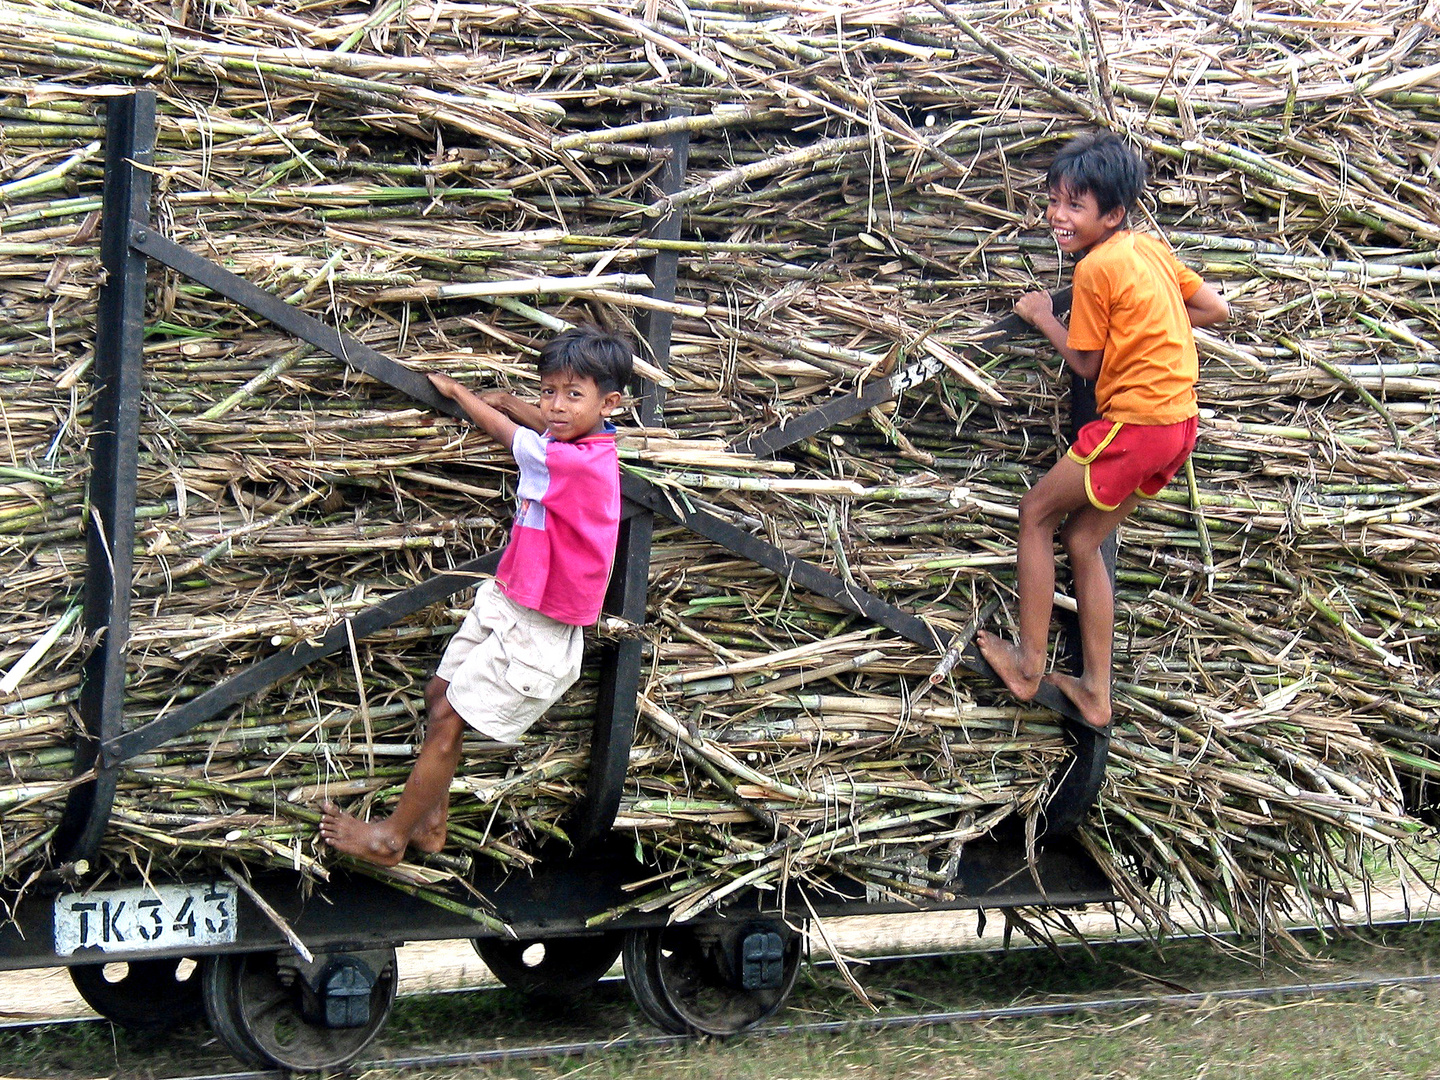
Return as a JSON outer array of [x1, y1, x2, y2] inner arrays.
[[54, 90, 155, 860]]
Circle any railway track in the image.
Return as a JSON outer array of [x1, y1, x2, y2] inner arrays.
[[4, 912, 1430, 1036]]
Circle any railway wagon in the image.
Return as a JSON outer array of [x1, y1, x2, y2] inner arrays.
[[0, 90, 1117, 1072], [6, 2, 1439, 1070]]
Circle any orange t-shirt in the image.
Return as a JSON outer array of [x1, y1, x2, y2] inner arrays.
[[1067, 231, 1204, 425]]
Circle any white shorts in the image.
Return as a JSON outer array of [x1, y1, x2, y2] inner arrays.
[[435, 579, 584, 742]]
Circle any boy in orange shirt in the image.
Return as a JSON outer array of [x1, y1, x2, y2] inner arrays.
[[977, 132, 1228, 731]]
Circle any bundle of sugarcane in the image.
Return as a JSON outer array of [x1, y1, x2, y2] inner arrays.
[[1, 0, 1437, 939]]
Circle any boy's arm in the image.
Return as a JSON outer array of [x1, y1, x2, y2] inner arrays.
[[1184, 282, 1229, 328], [478, 389, 547, 434], [428, 373, 520, 446], [1014, 291, 1104, 381]]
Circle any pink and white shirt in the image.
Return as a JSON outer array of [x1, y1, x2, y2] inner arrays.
[[494, 423, 620, 626]]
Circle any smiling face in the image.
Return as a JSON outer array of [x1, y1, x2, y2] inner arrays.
[[539, 368, 621, 441], [1045, 181, 1127, 255]]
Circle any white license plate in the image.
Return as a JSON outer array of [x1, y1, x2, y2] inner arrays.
[[54, 881, 237, 957]]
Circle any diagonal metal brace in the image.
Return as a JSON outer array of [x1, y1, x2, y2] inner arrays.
[[102, 552, 502, 767], [624, 473, 1100, 744], [626, 469, 1096, 730], [733, 290, 1072, 459], [719, 286, 1106, 830], [622, 473, 946, 653], [129, 222, 464, 421]]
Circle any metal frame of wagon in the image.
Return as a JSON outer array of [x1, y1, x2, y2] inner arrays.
[[55, 89, 1110, 873]]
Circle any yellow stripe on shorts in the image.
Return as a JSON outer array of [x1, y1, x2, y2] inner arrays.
[[1067, 421, 1124, 466]]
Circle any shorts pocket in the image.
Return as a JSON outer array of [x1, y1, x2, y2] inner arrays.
[[502, 657, 561, 701]]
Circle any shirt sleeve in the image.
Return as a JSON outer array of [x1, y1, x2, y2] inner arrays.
[[1173, 257, 1204, 300], [511, 427, 547, 472], [510, 427, 551, 505], [1067, 257, 1110, 352]]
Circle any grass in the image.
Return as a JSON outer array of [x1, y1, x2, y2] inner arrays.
[[5, 922, 1440, 1078], [545, 1002, 1440, 1080]]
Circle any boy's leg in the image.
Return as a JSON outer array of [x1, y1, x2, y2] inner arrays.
[[320, 676, 465, 866], [411, 678, 461, 853], [1046, 493, 1142, 729], [977, 456, 1093, 701]]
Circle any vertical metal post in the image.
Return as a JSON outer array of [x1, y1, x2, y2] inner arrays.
[[629, 112, 690, 425], [56, 91, 155, 861], [1056, 374, 1119, 672], [1038, 373, 1112, 836], [569, 116, 690, 849]]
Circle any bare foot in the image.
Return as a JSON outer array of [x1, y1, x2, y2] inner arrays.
[[975, 630, 1042, 702], [1044, 672, 1112, 731], [319, 801, 407, 867], [411, 803, 448, 854]]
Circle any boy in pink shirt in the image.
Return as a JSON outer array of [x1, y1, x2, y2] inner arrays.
[[321, 326, 631, 866]]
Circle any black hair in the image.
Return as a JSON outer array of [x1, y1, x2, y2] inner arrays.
[[1046, 132, 1148, 217], [537, 324, 634, 396]]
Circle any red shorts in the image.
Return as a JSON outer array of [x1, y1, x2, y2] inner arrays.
[[1067, 416, 1198, 512]]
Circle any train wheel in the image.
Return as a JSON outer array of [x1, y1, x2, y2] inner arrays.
[[199, 954, 270, 1070], [200, 948, 397, 1071], [69, 957, 204, 1031], [473, 932, 623, 996], [622, 921, 801, 1036]]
